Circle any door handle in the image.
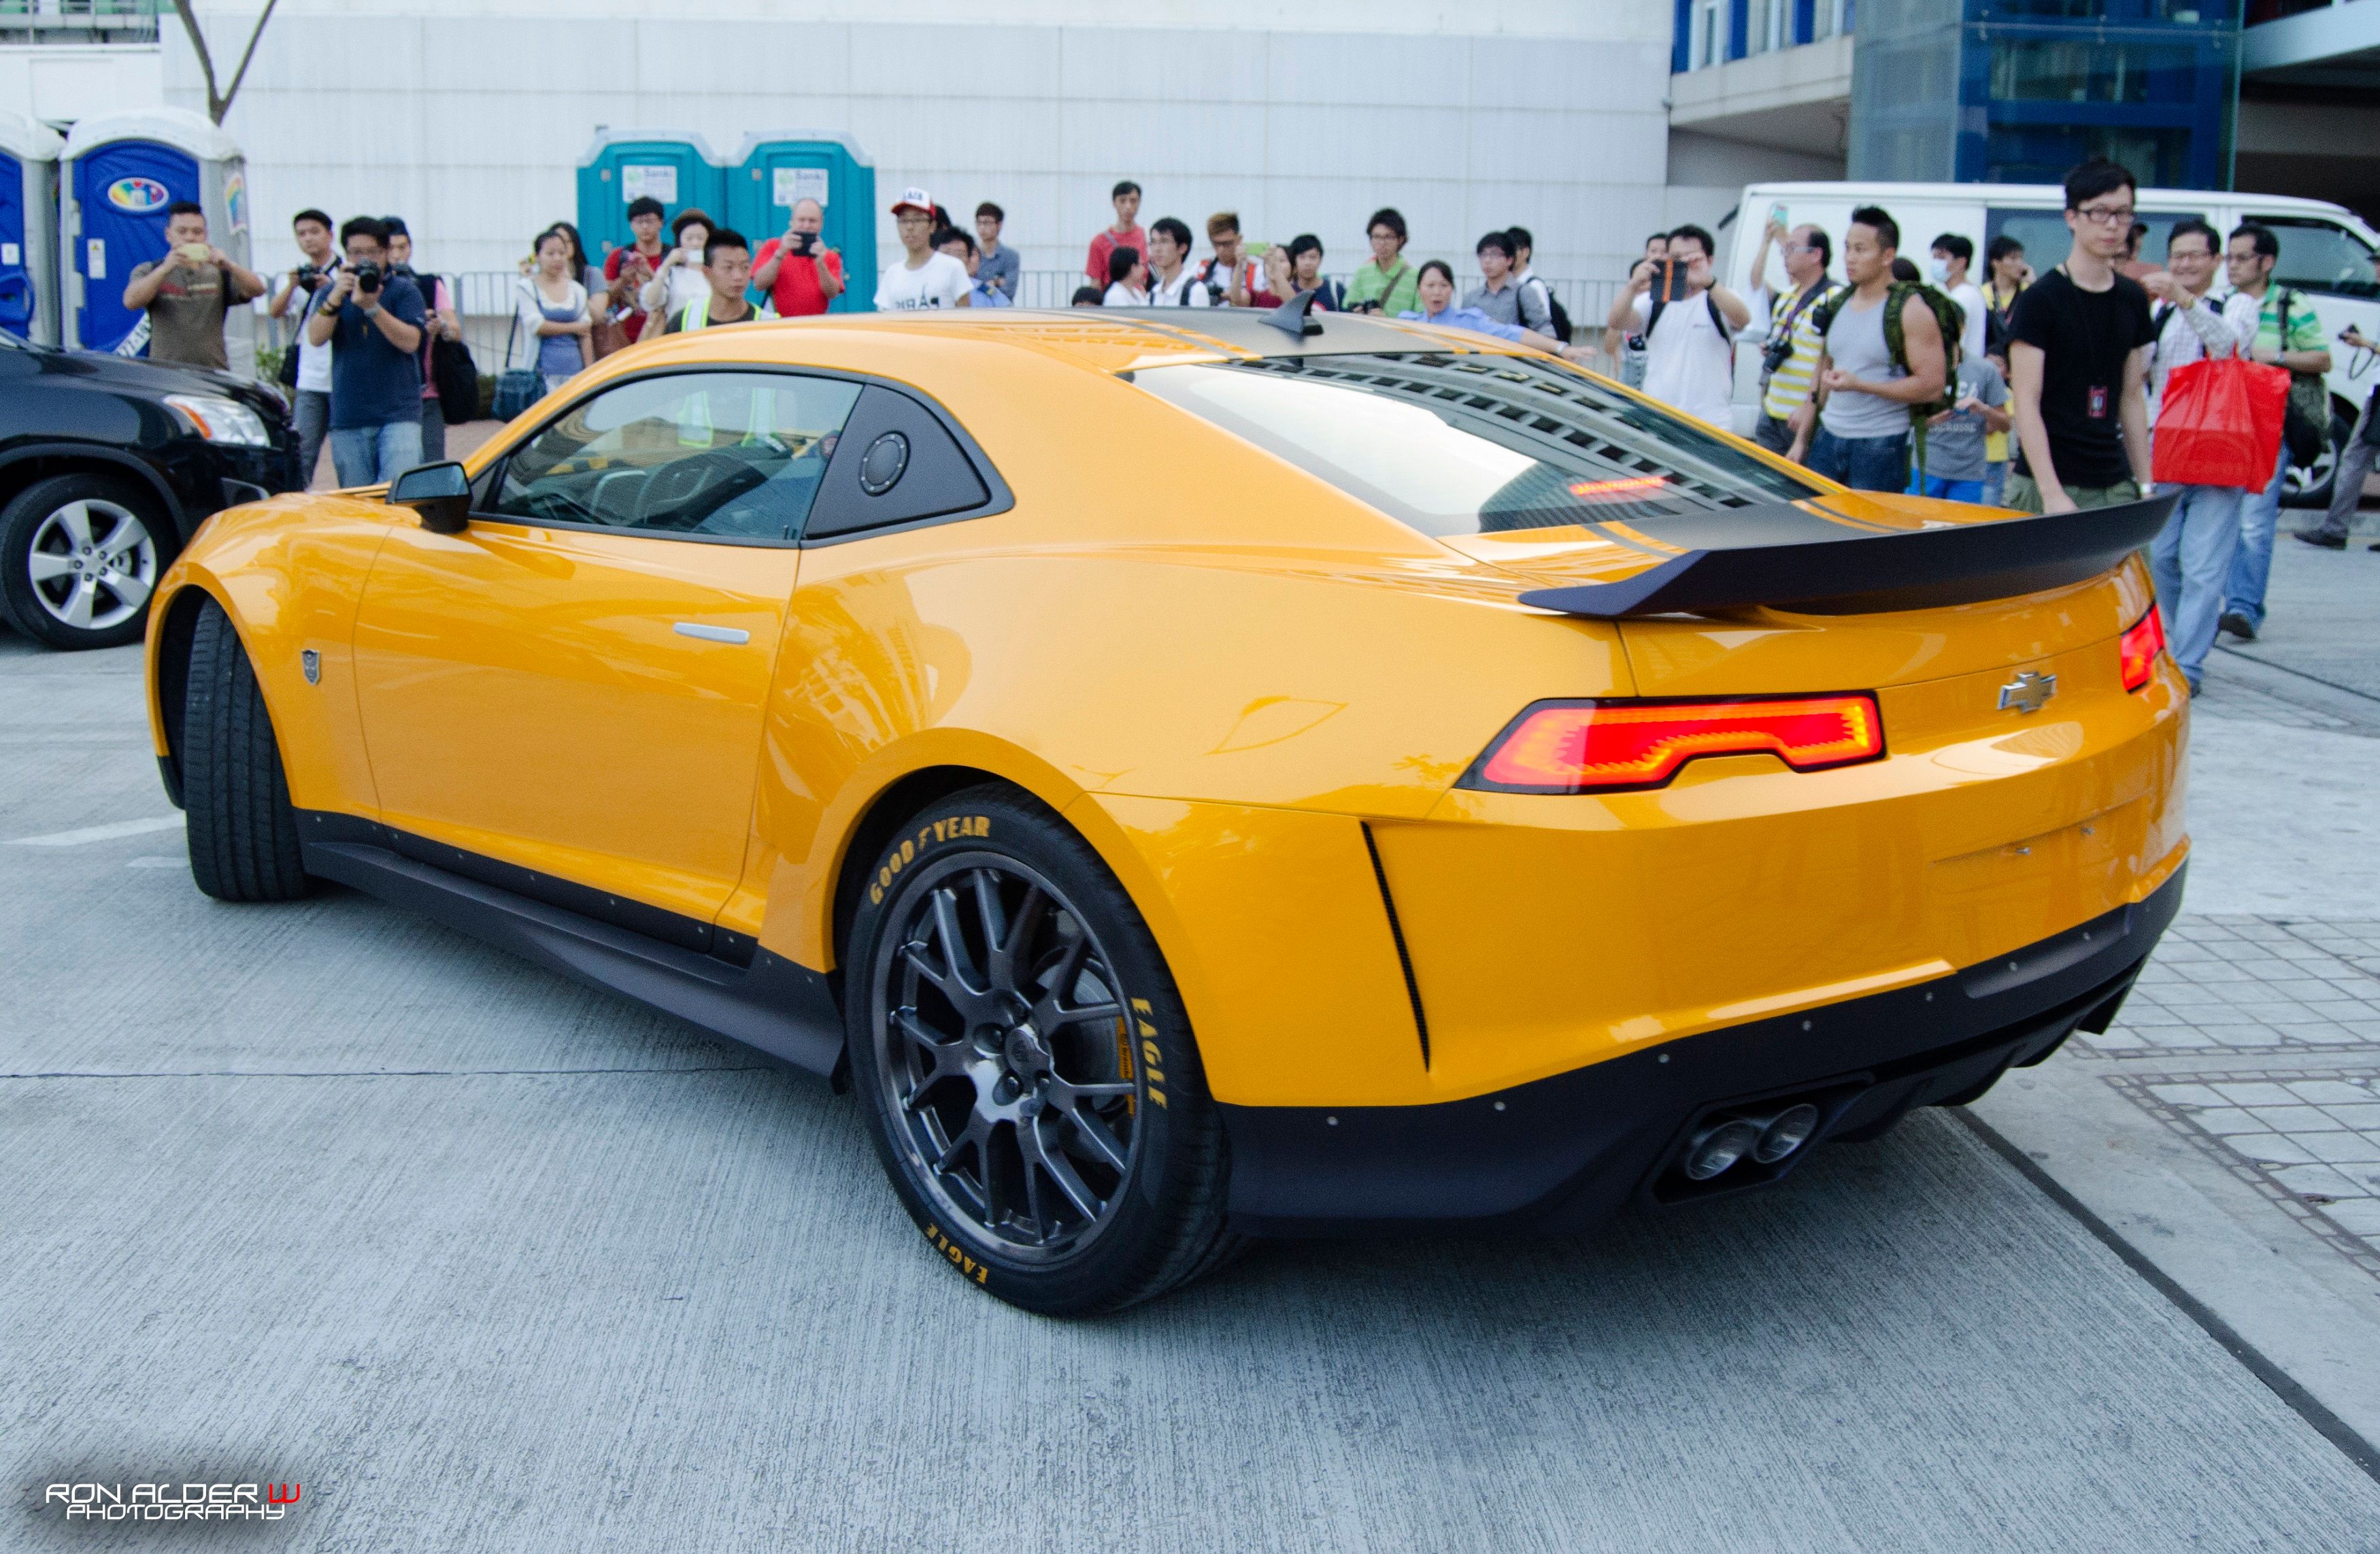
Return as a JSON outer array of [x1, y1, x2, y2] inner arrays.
[[673, 622, 750, 644]]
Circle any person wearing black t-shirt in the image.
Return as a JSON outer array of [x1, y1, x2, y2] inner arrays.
[[2005, 159, 2157, 515]]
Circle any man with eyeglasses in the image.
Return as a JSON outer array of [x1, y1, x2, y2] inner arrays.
[[2005, 159, 2157, 516], [2217, 222, 2331, 639], [1744, 215, 1833, 457]]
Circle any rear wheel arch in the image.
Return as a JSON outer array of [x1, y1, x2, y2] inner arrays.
[[831, 765, 1023, 978]]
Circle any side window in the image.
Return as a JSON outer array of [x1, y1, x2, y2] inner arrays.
[[2247, 217, 2379, 299], [801, 384, 997, 541], [490, 371, 861, 542]]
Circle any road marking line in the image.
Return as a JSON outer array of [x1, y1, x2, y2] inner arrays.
[[7, 816, 184, 847]]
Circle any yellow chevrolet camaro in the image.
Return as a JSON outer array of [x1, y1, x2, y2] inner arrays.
[[145, 305, 2186, 1314]]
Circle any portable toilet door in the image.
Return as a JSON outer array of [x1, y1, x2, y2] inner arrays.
[[61, 107, 254, 371], [0, 112, 64, 346], [728, 133, 877, 313], [575, 131, 725, 271]]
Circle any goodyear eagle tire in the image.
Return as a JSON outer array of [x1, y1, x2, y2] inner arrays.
[[846, 785, 1242, 1315], [182, 597, 311, 902]]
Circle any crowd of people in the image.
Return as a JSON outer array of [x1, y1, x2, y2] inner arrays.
[[124, 164, 2373, 679], [1681, 158, 2377, 693]]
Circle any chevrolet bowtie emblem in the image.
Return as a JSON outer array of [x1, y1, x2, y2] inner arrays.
[[1998, 671, 2058, 714]]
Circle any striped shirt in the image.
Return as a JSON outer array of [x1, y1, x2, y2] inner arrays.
[[1758, 281, 1829, 420]]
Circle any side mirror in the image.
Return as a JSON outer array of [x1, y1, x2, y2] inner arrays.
[[388, 460, 471, 535]]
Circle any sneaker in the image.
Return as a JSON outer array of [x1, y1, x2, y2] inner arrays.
[[2294, 529, 2347, 550], [2218, 611, 2258, 642]]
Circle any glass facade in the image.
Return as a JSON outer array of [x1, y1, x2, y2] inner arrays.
[[1847, 0, 2241, 188]]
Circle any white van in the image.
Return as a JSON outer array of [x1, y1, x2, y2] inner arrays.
[[1722, 181, 2380, 509]]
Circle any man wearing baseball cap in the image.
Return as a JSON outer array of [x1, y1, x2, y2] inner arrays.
[[875, 187, 971, 312]]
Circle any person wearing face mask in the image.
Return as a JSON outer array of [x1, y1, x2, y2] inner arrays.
[[1928, 233, 1988, 367]]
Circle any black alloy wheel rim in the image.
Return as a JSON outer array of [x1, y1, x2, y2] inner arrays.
[[871, 853, 1143, 1263]]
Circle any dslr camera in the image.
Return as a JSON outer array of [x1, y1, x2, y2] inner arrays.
[[295, 263, 327, 289], [350, 261, 386, 294], [787, 231, 819, 257], [1761, 332, 1799, 378]]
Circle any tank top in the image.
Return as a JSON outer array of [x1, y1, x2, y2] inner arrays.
[[1818, 291, 1909, 440], [537, 293, 582, 377]]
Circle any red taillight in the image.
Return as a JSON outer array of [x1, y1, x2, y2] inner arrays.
[[2119, 608, 2166, 692], [1463, 695, 1886, 794]]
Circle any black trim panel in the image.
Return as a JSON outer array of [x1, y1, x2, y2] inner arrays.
[[295, 812, 843, 1076], [1218, 865, 2184, 1236], [1515, 493, 2177, 618]]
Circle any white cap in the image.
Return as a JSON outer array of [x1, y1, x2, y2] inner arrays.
[[890, 186, 935, 216]]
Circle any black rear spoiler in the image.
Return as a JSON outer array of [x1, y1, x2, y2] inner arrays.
[[1514, 493, 2176, 618]]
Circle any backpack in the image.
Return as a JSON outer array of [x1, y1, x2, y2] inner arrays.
[[1518, 274, 1572, 342], [1813, 281, 1965, 469], [2271, 286, 2331, 468]]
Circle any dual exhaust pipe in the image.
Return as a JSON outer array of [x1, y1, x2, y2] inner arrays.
[[1681, 1103, 1822, 1183]]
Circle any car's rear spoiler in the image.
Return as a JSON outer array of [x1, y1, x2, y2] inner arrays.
[[1514, 493, 2176, 618]]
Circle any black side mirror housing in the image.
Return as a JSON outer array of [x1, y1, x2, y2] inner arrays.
[[387, 460, 471, 535]]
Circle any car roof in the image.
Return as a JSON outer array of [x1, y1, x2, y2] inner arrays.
[[759, 307, 1531, 376]]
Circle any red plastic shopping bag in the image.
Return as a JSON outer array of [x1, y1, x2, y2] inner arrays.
[[2152, 356, 2289, 489]]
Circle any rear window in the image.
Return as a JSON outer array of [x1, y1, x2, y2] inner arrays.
[[1134, 352, 1820, 538]]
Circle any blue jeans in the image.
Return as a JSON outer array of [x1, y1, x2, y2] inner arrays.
[[1981, 462, 2009, 508], [2149, 482, 2245, 690], [1805, 427, 1910, 493], [2223, 442, 2290, 629], [1907, 473, 1985, 505], [329, 418, 425, 489]]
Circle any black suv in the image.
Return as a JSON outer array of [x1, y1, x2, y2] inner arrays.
[[0, 331, 302, 650]]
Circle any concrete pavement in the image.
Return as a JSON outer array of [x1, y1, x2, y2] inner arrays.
[[6, 539, 2380, 1550]]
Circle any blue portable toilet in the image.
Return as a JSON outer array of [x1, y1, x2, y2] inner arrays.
[[575, 131, 726, 270], [0, 111, 64, 346], [726, 132, 877, 313], [61, 107, 254, 370]]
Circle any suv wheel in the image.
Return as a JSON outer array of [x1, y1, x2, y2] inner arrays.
[[0, 474, 166, 650], [182, 597, 310, 902], [845, 786, 1243, 1315]]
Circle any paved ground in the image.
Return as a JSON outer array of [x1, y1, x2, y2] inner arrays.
[[6, 535, 2380, 1549]]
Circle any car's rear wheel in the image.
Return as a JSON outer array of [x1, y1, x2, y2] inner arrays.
[[845, 786, 1242, 1315], [0, 474, 165, 650], [182, 597, 310, 902]]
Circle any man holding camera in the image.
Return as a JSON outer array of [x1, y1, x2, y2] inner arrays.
[[1609, 225, 1750, 429], [1743, 216, 1834, 456], [268, 208, 340, 484], [752, 197, 846, 318], [121, 201, 267, 370], [305, 216, 427, 488]]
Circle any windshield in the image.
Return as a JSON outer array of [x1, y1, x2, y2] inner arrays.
[[1134, 352, 1820, 538], [2251, 216, 2379, 299]]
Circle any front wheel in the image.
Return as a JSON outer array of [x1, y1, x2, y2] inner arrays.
[[0, 474, 166, 650], [182, 597, 311, 902], [845, 787, 1241, 1315]]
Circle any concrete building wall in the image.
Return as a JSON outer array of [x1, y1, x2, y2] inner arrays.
[[0, 44, 161, 123], [166, 0, 1676, 285]]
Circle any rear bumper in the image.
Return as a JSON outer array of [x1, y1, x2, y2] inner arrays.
[[1219, 863, 2181, 1236]]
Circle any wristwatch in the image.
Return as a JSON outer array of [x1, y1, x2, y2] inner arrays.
[[363, 305, 382, 320]]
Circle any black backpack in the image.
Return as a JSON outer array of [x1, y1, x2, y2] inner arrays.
[[1521, 275, 1573, 342], [412, 274, 481, 420]]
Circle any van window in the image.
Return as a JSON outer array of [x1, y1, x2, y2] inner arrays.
[[2243, 216, 2378, 299], [1987, 207, 2205, 274]]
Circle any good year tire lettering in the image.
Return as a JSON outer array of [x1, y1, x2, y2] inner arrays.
[[869, 816, 994, 906]]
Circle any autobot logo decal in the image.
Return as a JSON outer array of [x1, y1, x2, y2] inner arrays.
[[41, 1481, 301, 1522], [106, 177, 173, 214], [1997, 671, 2058, 714]]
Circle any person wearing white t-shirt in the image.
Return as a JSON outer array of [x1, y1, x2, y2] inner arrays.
[[267, 208, 341, 486], [1102, 246, 1150, 307], [1609, 225, 1748, 427], [1928, 232, 1988, 365], [1145, 217, 1209, 308], [874, 188, 972, 312]]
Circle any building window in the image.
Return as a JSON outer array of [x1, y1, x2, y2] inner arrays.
[[1692, 0, 1724, 67]]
